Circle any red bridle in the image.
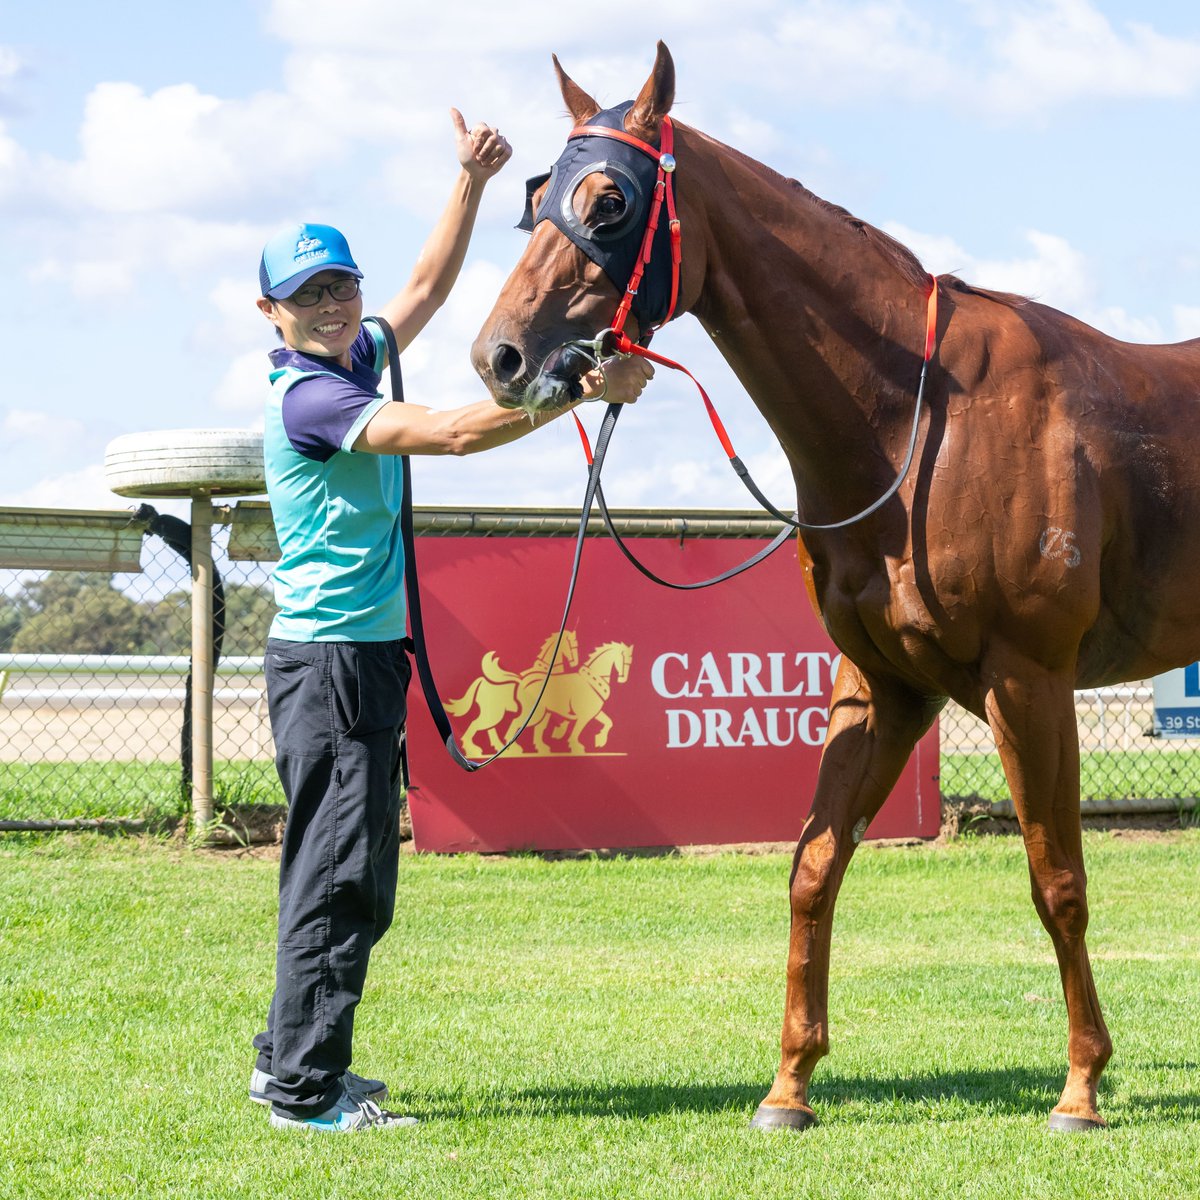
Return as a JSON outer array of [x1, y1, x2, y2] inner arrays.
[[566, 114, 682, 345]]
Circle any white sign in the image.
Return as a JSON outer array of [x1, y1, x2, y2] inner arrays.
[[1152, 663, 1200, 737]]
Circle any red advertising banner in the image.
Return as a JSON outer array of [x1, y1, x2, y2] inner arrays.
[[406, 532, 940, 852]]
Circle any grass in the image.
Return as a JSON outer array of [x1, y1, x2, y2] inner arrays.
[[8, 748, 1200, 827], [0, 760, 283, 823], [1, 832, 1198, 1198], [942, 749, 1200, 805]]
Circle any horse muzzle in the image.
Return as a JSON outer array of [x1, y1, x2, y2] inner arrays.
[[473, 333, 596, 413]]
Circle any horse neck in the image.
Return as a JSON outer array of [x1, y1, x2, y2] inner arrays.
[[583, 645, 622, 684], [677, 126, 932, 503], [537, 634, 575, 670]]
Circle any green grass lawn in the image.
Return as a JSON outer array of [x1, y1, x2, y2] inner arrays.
[[942, 749, 1200, 805], [7, 750, 1200, 827], [1, 832, 1198, 1199], [0, 760, 283, 823]]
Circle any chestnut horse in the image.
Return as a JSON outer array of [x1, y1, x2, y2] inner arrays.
[[471, 43, 1200, 1131]]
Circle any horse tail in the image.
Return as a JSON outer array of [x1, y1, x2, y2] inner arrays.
[[444, 677, 483, 716], [480, 652, 521, 685]]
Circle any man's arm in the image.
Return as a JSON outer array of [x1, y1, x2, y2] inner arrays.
[[375, 110, 510, 355], [353, 356, 655, 456]]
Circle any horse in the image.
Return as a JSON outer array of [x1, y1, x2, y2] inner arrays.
[[506, 640, 633, 754], [445, 629, 579, 757], [470, 42, 1200, 1132]]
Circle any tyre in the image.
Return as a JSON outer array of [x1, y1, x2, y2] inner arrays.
[[104, 429, 266, 498]]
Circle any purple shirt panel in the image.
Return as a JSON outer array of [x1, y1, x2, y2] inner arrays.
[[268, 326, 385, 463]]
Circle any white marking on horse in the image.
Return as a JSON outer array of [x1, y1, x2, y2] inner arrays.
[[1039, 527, 1081, 568]]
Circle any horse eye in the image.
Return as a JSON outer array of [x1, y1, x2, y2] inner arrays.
[[595, 193, 627, 221]]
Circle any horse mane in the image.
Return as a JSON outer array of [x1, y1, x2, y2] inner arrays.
[[586, 641, 628, 660], [684, 124, 931, 294], [942, 274, 1036, 309]]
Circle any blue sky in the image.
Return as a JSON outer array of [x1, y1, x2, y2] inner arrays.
[[2, 0, 1198, 518]]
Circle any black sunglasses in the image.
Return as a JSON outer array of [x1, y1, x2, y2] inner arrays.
[[288, 277, 361, 307]]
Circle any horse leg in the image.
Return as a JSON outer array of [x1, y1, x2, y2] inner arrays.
[[460, 718, 484, 758], [592, 710, 614, 748], [565, 713, 592, 755], [752, 661, 939, 1131], [532, 709, 556, 754], [983, 653, 1112, 1130]]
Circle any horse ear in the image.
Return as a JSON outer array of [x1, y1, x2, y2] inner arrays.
[[626, 41, 675, 141], [553, 54, 601, 125]]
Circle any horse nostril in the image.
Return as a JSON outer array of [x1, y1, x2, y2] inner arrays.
[[490, 342, 525, 385]]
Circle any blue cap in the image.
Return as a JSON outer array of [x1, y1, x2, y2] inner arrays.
[[259, 223, 363, 298]]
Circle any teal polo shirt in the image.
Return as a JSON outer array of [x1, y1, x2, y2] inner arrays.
[[263, 322, 406, 642]]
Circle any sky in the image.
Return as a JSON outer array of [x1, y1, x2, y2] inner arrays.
[[2, 0, 1199, 521]]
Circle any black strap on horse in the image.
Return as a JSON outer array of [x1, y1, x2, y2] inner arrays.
[[565, 409, 795, 588], [367, 315, 631, 773]]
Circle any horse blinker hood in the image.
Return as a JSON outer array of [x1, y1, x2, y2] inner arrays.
[[517, 101, 676, 330]]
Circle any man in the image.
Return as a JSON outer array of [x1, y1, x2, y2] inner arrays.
[[249, 110, 653, 1133]]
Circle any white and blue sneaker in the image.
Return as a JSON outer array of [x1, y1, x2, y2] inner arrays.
[[269, 1092, 418, 1133], [250, 1066, 389, 1107]]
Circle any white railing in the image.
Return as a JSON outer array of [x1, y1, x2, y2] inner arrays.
[[0, 654, 262, 675]]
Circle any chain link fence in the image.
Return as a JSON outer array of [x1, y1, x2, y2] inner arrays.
[[0, 505, 280, 830], [2, 504, 1198, 832]]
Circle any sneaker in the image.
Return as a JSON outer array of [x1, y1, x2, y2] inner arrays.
[[249, 1066, 388, 1106], [269, 1092, 418, 1133]]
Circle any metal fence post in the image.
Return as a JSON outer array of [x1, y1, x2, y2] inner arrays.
[[190, 492, 214, 827]]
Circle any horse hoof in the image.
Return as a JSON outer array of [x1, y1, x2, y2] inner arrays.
[[749, 1103, 818, 1132], [1047, 1112, 1106, 1133]]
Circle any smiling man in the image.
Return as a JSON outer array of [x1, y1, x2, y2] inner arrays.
[[251, 110, 652, 1134]]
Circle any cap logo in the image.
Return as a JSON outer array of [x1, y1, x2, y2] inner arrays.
[[293, 234, 327, 263]]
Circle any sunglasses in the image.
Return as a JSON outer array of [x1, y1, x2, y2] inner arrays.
[[288, 277, 361, 307]]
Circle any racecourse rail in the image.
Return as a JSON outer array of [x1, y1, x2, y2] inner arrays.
[[1, 502, 1197, 830]]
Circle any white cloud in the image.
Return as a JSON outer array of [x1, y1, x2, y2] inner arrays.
[[886, 222, 1093, 310], [883, 221, 1187, 342], [1084, 307, 1166, 344], [2, 408, 88, 443], [975, 0, 1200, 113], [768, 0, 947, 101], [0, 117, 29, 201], [25, 214, 269, 306], [0, 463, 137, 513], [57, 81, 353, 218], [1174, 306, 1200, 341], [212, 351, 268, 417]]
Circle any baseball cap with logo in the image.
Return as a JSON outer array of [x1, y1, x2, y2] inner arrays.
[[259, 222, 363, 299]]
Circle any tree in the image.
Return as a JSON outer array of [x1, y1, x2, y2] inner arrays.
[[219, 582, 278, 657], [10, 572, 152, 655], [0, 593, 26, 652]]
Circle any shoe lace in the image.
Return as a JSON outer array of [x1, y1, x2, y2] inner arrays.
[[352, 1096, 391, 1127]]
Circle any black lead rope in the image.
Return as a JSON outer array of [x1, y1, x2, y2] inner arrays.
[[590, 478, 793, 590], [367, 316, 625, 773]]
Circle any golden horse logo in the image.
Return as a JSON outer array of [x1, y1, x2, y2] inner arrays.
[[445, 630, 578, 757], [445, 633, 633, 758]]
